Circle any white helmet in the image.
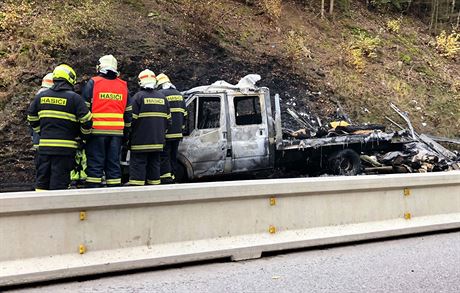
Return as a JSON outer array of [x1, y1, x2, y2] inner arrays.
[[41, 73, 54, 88], [156, 73, 176, 89], [97, 54, 118, 74], [138, 69, 156, 89]]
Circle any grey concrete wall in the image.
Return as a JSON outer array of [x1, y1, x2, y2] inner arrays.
[[1, 172, 459, 286]]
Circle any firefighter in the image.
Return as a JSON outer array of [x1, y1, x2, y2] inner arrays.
[[128, 69, 170, 186], [29, 73, 54, 170], [38, 73, 54, 93], [156, 73, 187, 184], [82, 55, 131, 187], [31, 73, 54, 150], [27, 64, 92, 191]]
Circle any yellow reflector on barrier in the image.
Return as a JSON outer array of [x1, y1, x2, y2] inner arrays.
[[79, 244, 86, 254], [404, 188, 411, 196]]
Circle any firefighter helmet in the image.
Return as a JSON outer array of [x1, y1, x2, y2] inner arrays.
[[97, 54, 118, 74], [156, 73, 170, 87], [41, 73, 54, 88], [53, 64, 77, 85], [138, 69, 156, 89]]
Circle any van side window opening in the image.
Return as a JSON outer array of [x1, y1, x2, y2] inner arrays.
[[197, 97, 221, 129], [234, 96, 262, 125], [185, 98, 197, 135]]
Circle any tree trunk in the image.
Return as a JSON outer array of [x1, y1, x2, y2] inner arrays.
[[321, 0, 325, 18], [406, 0, 412, 12], [456, 10, 460, 29], [451, 0, 457, 24], [329, 0, 334, 14], [429, 0, 434, 31], [434, 0, 439, 33], [430, 0, 439, 33]]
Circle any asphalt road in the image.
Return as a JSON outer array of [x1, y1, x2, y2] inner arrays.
[[10, 231, 460, 293]]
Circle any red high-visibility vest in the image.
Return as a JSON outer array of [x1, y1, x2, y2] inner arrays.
[[91, 76, 128, 135]]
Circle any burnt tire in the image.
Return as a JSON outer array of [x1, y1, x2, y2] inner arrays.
[[328, 149, 362, 176], [175, 162, 188, 183]]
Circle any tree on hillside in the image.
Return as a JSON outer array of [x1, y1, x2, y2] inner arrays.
[[321, 0, 325, 18], [333, 0, 460, 32]]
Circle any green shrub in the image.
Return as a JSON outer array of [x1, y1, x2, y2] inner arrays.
[[400, 53, 411, 64], [347, 30, 381, 71]]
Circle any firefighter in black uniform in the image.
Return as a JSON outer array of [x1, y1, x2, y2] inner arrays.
[[27, 64, 92, 191], [157, 73, 187, 184], [128, 69, 171, 186]]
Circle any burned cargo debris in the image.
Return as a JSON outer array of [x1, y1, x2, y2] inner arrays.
[[282, 101, 459, 175], [359, 104, 460, 174]]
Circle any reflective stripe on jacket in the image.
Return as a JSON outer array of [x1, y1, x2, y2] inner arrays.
[[91, 76, 128, 136]]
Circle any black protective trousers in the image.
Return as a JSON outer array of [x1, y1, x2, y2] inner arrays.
[[129, 152, 160, 186], [160, 140, 180, 183], [85, 135, 122, 187], [36, 153, 74, 190]]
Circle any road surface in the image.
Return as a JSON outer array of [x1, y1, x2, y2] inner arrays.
[[10, 231, 460, 292]]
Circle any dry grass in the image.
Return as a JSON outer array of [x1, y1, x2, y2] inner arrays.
[[257, 0, 282, 19], [0, 0, 113, 109], [284, 30, 312, 63], [435, 31, 460, 59], [386, 19, 401, 33]]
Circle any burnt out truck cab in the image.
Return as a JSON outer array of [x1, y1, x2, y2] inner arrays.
[[175, 75, 406, 181]]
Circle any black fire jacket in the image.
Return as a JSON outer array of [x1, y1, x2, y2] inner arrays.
[[130, 88, 170, 152], [159, 88, 187, 140], [27, 80, 92, 155]]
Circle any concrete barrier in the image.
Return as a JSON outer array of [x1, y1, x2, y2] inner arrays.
[[1, 172, 460, 286]]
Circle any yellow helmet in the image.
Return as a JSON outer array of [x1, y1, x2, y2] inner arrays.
[[156, 73, 170, 87], [41, 73, 54, 88], [138, 69, 156, 88], [53, 64, 77, 85], [97, 54, 118, 74]]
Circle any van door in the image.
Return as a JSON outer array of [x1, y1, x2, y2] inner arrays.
[[230, 94, 270, 172], [178, 94, 229, 178]]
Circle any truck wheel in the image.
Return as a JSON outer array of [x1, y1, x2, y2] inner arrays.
[[328, 149, 362, 176], [175, 163, 188, 183]]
